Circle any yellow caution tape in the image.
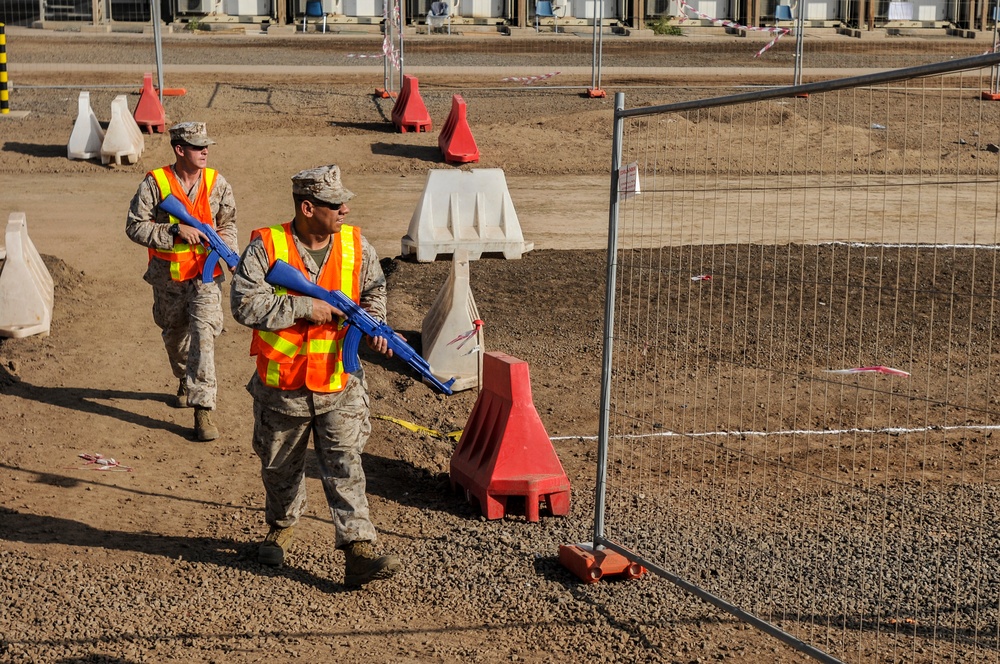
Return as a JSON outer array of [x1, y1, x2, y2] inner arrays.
[[373, 414, 462, 441]]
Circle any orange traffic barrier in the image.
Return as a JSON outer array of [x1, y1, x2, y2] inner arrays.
[[438, 94, 479, 164], [391, 75, 432, 133], [559, 544, 646, 584], [450, 352, 571, 521], [133, 73, 166, 134]]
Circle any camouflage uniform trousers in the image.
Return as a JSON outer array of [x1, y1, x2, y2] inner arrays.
[[251, 376, 378, 549], [151, 276, 224, 409]]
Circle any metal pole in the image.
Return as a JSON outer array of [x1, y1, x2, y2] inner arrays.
[[593, 91, 625, 546], [151, 0, 165, 105], [382, 0, 390, 93], [591, 0, 598, 90], [793, 0, 803, 85], [992, 8, 999, 94], [397, 0, 404, 85]]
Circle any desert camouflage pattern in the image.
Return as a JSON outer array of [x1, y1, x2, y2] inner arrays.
[[251, 374, 377, 547], [290, 164, 355, 205], [149, 262, 224, 408], [168, 121, 216, 147], [231, 221, 387, 548], [230, 230, 387, 417], [126, 168, 239, 410]]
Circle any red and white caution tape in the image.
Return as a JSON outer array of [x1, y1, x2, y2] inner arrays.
[[501, 71, 561, 85], [824, 366, 911, 377], [448, 319, 484, 351], [691, 274, 712, 281], [677, 0, 789, 57], [347, 53, 385, 59], [73, 453, 133, 472]]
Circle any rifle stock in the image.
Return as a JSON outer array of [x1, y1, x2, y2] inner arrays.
[[265, 259, 455, 395], [159, 194, 239, 283]]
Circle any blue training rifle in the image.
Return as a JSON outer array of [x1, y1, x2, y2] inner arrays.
[[158, 193, 240, 283], [264, 258, 456, 395]]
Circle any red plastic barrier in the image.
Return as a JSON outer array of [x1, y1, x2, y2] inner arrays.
[[450, 352, 571, 521], [438, 94, 479, 164], [391, 75, 432, 133], [133, 73, 166, 134]]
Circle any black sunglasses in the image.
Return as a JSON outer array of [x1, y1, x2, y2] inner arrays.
[[309, 198, 343, 211]]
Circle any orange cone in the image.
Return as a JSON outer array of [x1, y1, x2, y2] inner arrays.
[[133, 73, 166, 134], [450, 352, 571, 521], [439, 94, 479, 164]]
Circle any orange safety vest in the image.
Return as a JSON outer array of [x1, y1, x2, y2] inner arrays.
[[147, 166, 220, 282], [249, 222, 363, 393]]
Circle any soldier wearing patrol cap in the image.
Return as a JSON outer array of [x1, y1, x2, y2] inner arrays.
[[126, 121, 238, 442], [230, 164, 401, 587]]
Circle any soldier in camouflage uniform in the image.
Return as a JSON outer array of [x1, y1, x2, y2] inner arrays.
[[126, 122, 238, 442], [230, 164, 401, 588]]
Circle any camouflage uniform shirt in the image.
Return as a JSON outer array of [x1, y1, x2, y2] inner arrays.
[[230, 224, 387, 416], [125, 167, 239, 284]]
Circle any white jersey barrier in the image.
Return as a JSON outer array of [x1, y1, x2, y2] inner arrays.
[[0, 212, 54, 339], [401, 168, 533, 262], [67, 91, 106, 160], [101, 95, 145, 166], [421, 250, 483, 393]]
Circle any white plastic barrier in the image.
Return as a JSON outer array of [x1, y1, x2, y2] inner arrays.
[[421, 249, 483, 392], [0, 213, 54, 339], [67, 91, 106, 160], [401, 168, 534, 262], [101, 95, 144, 166]]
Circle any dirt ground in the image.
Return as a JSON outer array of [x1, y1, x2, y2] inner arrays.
[[0, 30, 996, 663]]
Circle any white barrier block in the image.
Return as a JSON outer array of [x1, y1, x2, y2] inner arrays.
[[101, 95, 143, 166], [67, 91, 106, 160], [0, 213, 54, 339], [401, 168, 534, 262], [421, 250, 483, 392]]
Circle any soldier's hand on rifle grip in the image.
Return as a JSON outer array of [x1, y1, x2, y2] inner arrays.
[[306, 299, 342, 325], [174, 224, 207, 246]]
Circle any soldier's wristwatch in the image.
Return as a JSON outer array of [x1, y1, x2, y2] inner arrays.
[[168, 224, 180, 237]]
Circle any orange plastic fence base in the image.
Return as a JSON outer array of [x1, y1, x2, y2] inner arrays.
[[586, 87, 606, 98], [795, 92, 810, 98], [375, 88, 397, 99], [982, 91, 1000, 100], [559, 544, 646, 583], [155, 88, 187, 97]]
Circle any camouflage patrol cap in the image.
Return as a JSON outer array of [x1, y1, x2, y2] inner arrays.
[[169, 121, 216, 147], [291, 165, 355, 205]]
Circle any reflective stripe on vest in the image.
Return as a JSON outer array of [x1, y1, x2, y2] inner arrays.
[[249, 223, 363, 393], [147, 167, 218, 282]]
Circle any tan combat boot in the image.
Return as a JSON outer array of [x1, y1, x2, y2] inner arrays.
[[343, 541, 401, 587], [194, 406, 219, 441], [258, 525, 295, 566], [172, 380, 190, 408]]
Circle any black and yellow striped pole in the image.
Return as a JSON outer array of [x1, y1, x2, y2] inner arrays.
[[0, 23, 8, 114]]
